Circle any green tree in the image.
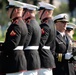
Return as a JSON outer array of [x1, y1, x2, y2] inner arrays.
[[53, 3, 69, 16]]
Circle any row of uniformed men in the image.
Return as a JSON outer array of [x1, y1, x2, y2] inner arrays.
[[0, 1, 56, 75], [0, 0, 76, 75]]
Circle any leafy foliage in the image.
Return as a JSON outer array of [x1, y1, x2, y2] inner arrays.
[[0, 1, 9, 25], [73, 29, 76, 40], [53, 3, 69, 16]]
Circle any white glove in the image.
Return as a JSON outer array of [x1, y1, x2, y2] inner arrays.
[[65, 53, 73, 60], [73, 56, 76, 60]]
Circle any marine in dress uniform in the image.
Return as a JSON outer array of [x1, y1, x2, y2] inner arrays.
[[66, 23, 76, 75], [22, 3, 41, 75], [0, 1, 28, 75], [53, 13, 75, 75], [38, 2, 56, 75]]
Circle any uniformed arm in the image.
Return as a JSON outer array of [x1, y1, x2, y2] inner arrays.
[[24, 24, 33, 47], [0, 24, 21, 51], [54, 38, 73, 62], [50, 40, 56, 55], [40, 24, 49, 47], [54, 52, 73, 62]]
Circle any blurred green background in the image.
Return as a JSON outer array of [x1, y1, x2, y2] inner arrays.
[[0, 0, 76, 41]]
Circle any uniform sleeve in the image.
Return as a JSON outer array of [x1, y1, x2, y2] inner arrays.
[[24, 24, 33, 47], [54, 37, 65, 62], [40, 25, 49, 47], [0, 24, 21, 51]]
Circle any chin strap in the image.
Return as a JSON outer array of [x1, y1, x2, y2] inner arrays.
[[22, 10, 27, 17], [10, 7, 15, 19], [40, 9, 45, 20]]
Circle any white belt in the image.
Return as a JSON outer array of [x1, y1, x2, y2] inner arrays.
[[14, 46, 23, 50], [42, 46, 50, 50], [24, 46, 39, 50]]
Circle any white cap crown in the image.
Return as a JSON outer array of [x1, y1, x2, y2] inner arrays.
[[8, 0, 24, 8], [67, 23, 76, 29], [38, 1, 56, 10], [53, 13, 69, 22], [23, 3, 39, 11]]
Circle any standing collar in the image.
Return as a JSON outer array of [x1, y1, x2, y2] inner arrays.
[[57, 31, 65, 37]]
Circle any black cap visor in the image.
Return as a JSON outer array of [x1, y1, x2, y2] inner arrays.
[[38, 7, 45, 11], [54, 18, 69, 23], [6, 5, 15, 11]]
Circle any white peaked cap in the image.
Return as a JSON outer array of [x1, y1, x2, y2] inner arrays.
[[23, 3, 39, 11], [53, 13, 69, 22], [67, 23, 76, 29], [38, 1, 56, 10], [7, 0, 24, 8]]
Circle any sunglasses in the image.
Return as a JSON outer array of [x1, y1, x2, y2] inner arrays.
[[60, 21, 68, 23], [57, 21, 68, 23]]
